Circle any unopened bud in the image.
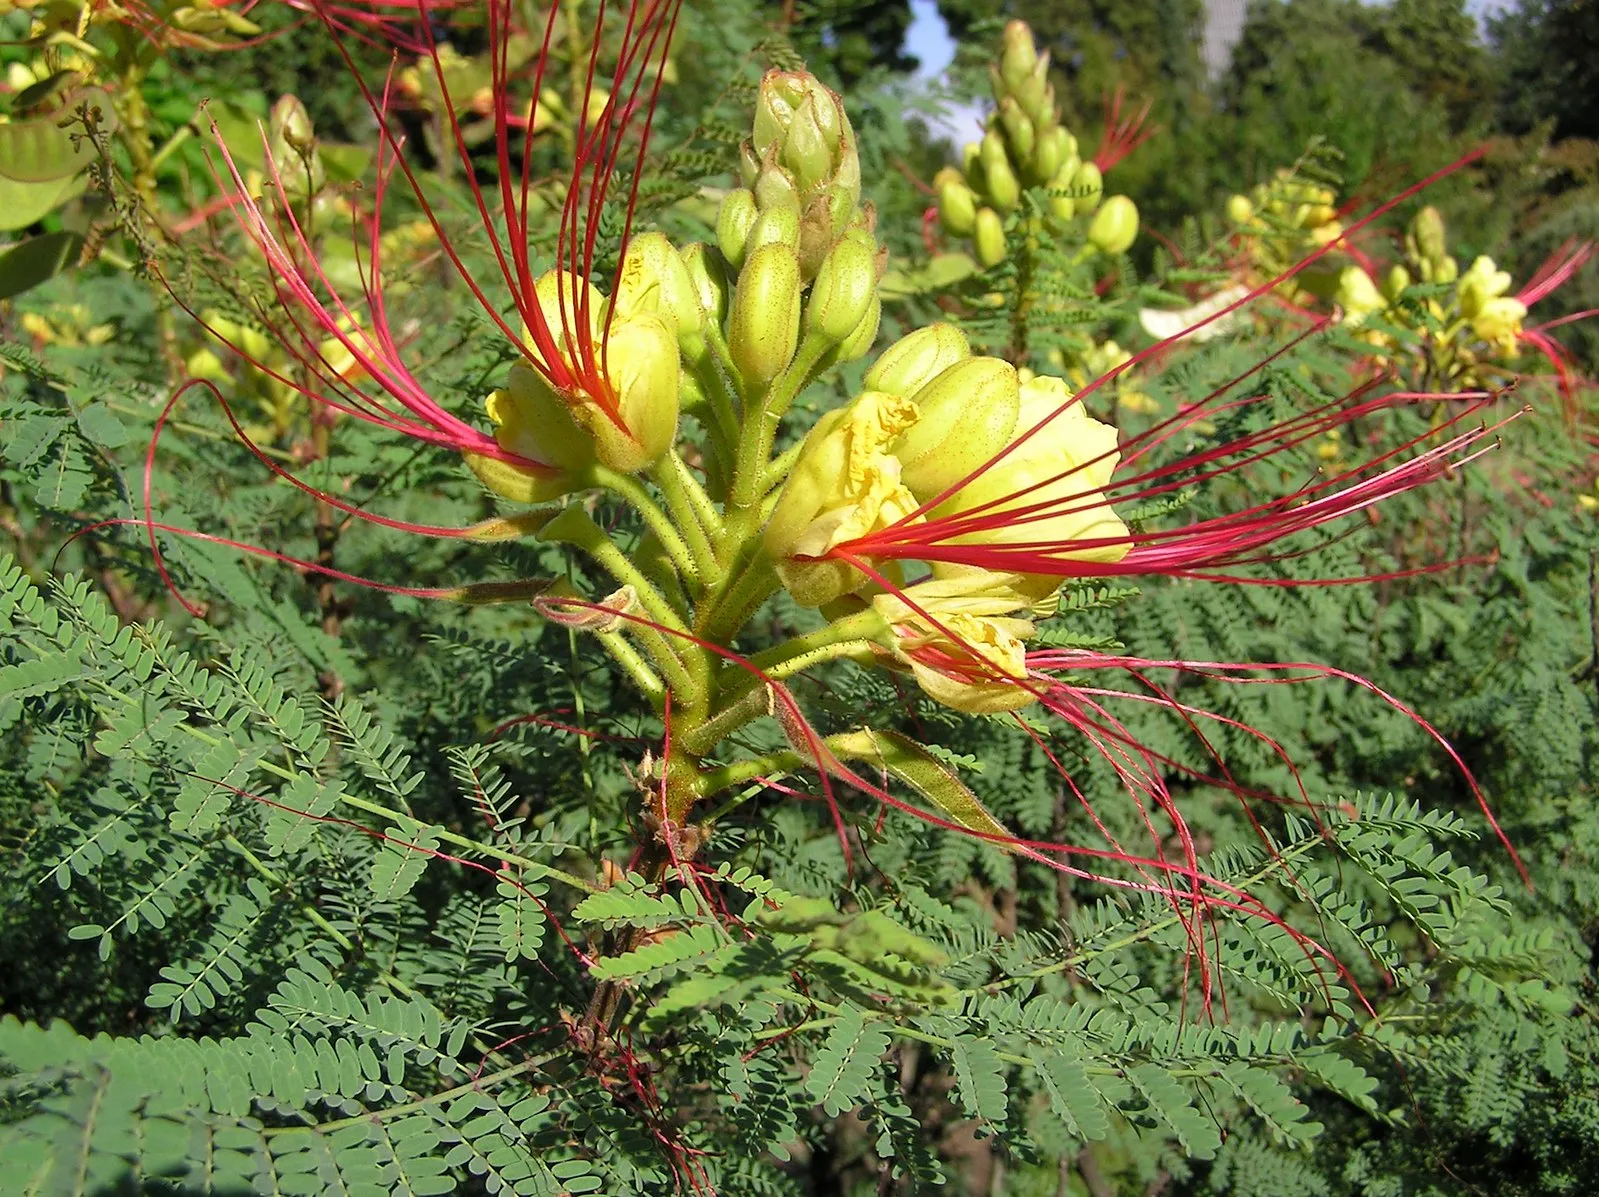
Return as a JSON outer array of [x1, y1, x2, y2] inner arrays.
[[999, 20, 1039, 92], [938, 178, 978, 236], [728, 242, 802, 390], [806, 234, 878, 343], [1048, 160, 1079, 221], [834, 294, 881, 363], [716, 189, 758, 269], [979, 132, 1020, 211], [1412, 205, 1447, 263], [1087, 194, 1138, 255], [747, 204, 801, 254], [997, 97, 1035, 164], [1074, 161, 1103, 212], [1030, 124, 1065, 184], [1383, 264, 1411, 302], [267, 94, 324, 198], [614, 232, 702, 342], [1225, 194, 1254, 226], [865, 323, 971, 397], [974, 207, 1006, 267], [894, 357, 1021, 498], [269, 94, 316, 154], [680, 242, 729, 329]]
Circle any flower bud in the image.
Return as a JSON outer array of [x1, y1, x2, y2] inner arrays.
[[1030, 124, 1066, 185], [613, 232, 702, 342], [1048, 161, 1079, 221], [1412, 205, 1447, 263], [1087, 194, 1138, 255], [728, 241, 801, 390], [979, 132, 1021, 211], [680, 242, 729, 327], [974, 207, 1006, 267], [893, 357, 1021, 498], [575, 314, 681, 473], [716, 188, 758, 270], [806, 234, 878, 343], [938, 178, 978, 236], [752, 70, 857, 207], [962, 141, 981, 177], [1012, 56, 1052, 121], [997, 97, 1035, 163], [866, 323, 972, 397], [1336, 266, 1385, 323], [1074, 161, 1103, 212], [747, 203, 802, 254], [1383, 264, 1412, 302], [999, 20, 1039, 92], [267, 95, 324, 200], [1225, 194, 1254, 226], [834, 294, 881, 363], [798, 180, 859, 279]]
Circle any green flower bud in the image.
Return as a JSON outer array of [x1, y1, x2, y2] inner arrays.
[[680, 242, 729, 329], [1412, 205, 1447, 263], [893, 357, 1021, 498], [1225, 194, 1254, 226], [576, 314, 681, 473], [997, 97, 1035, 164], [806, 234, 878, 343], [716, 188, 758, 270], [979, 132, 1021, 211], [999, 20, 1039, 92], [1087, 194, 1139, 255], [728, 241, 801, 390], [1434, 255, 1459, 284], [938, 178, 978, 236], [865, 323, 971, 397], [747, 204, 801, 254], [833, 294, 881, 363], [1048, 160, 1078, 221], [974, 207, 1007, 267], [1030, 124, 1065, 185], [1013, 56, 1052, 122], [1074, 161, 1103, 213], [962, 141, 981, 177], [798, 181, 858, 280], [1383, 264, 1411, 303], [267, 94, 324, 199], [752, 70, 858, 209], [738, 138, 761, 188], [753, 159, 802, 212]]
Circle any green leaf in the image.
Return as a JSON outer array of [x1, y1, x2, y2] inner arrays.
[[0, 173, 82, 232], [827, 728, 1019, 848], [805, 1004, 891, 1117], [1127, 1062, 1221, 1159], [0, 111, 94, 183], [368, 828, 439, 902], [0, 231, 85, 301], [949, 1035, 1008, 1125], [1035, 1051, 1111, 1141]]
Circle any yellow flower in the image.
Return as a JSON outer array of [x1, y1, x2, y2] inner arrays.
[[765, 391, 923, 606], [872, 575, 1037, 714]]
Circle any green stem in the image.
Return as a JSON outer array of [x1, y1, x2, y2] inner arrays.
[[746, 608, 885, 673], [592, 467, 702, 586], [701, 554, 782, 644], [597, 630, 668, 705], [696, 750, 808, 798], [649, 454, 722, 583]]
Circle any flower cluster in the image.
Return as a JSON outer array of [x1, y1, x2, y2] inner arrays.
[[1335, 204, 1595, 401], [931, 20, 1143, 267]]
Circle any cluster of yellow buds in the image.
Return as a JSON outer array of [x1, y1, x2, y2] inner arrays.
[[931, 21, 1138, 268], [1332, 206, 1534, 385], [715, 71, 881, 384], [1225, 169, 1344, 296]]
